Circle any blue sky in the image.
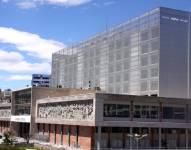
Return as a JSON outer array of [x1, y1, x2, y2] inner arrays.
[[0, 0, 191, 90]]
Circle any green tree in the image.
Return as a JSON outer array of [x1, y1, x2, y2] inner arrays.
[[3, 130, 14, 145]]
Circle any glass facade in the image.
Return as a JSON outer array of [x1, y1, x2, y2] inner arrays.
[[163, 106, 185, 120], [14, 90, 31, 115], [103, 103, 186, 120], [104, 104, 130, 117], [51, 8, 160, 95], [133, 105, 159, 119]]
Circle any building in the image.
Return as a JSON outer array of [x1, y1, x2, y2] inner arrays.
[[0, 89, 11, 103], [35, 92, 191, 150], [0, 87, 191, 149], [10, 87, 95, 139], [51, 7, 191, 99], [32, 74, 50, 87], [1, 6, 191, 150], [0, 89, 11, 134]]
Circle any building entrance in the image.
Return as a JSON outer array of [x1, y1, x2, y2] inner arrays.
[[18, 123, 30, 138]]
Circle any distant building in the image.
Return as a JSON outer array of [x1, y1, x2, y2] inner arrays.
[[0, 89, 11, 103], [3, 89, 11, 98], [31, 74, 50, 87]]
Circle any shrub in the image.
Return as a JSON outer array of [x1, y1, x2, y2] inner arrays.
[[3, 130, 15, 145]]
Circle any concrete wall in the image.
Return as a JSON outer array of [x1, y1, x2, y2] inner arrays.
[[31, 88, 95, 137]]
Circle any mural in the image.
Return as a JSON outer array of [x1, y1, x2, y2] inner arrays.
[[38, 100, 93, 121], [0, 109, 11, 118]]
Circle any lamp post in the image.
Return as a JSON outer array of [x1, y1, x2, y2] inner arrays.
[[127, 133, 148, 150]]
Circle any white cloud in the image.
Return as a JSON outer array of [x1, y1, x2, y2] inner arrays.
[[0, 49, 51, 74], [5, 75, 32, 81], [16, 1, 36, 9], [0, 49, 24, 63], [9, 0, 92, 9], [103, 1, 115, 6], [0, 27, 64, 60], [44, 0, 91, 6]]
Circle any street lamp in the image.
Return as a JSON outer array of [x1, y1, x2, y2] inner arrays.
[[127, 133, 148, 150]]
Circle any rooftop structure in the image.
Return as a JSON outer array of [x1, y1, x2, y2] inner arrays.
[[31, 74, 50, 87]]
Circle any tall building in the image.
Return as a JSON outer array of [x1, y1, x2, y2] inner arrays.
[[51, 7, 191, 98], [31, 74, 50, 87]]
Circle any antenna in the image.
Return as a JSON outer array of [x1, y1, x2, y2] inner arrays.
[[105, 15, 109, 32]]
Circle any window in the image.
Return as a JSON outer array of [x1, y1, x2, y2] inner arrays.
[[104, 104, 130, 118], [123, 84, 129, 93], [140, 81, 148, 92], [141, 30, 149, 41], [108, 86, 114, 93], [95, 67, 100, 75], [90, 49, 94, 57], [109, 41, 115, 51], [141, 43, 149, 54], [115, 74, 121, 83], [109, 76, 114, 84], [123, 49, 130, 58], [150, 67, 158, 77], [116, 62, 122, 72], [123, 61, 130, 70], [104, 104, 116, 117], [150, 53, 159, 64], [163, 106, 185, 120], [141, 69, 148, 79], [116, 51, 122, 60], [116, 39, 122, 49], [109, 53, 114, 62], [117, 105, 130, 117], [109, 65, 114, 73], [123, 72, 129, 81], [124, 37, 130, 47], [134, 105, 159, 119], [151, 40, 159, 51], [95, 47, 100, 56], [95, 57, 100, 66], [151, 26, 159, 38], [150, 80, 158, 91], [174, 107, 185, 119], [141, 56, 148, 66], [89, 60, 94, 67], [115, 85, 122, 93]]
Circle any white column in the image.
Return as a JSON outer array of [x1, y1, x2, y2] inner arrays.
[[130, 127, 133, 150], [159, 128, 161, 149], [97, 126, 101, 150]]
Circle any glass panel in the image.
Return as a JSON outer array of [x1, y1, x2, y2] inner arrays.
[[163, 106, 185, 120], [134, 105, 159, 119], [117, 105, 130, 117], [104, 104, 116, 117], [141, 30, 149, 41], [141, 43, 149, 54]]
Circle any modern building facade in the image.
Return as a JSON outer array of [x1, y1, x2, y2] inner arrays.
[[9, 87, 95, 139], [1, 88, 191, 149], [51, 7, 191, 98], [32, 74, 50, 87], [35, 92, 191, 150]]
